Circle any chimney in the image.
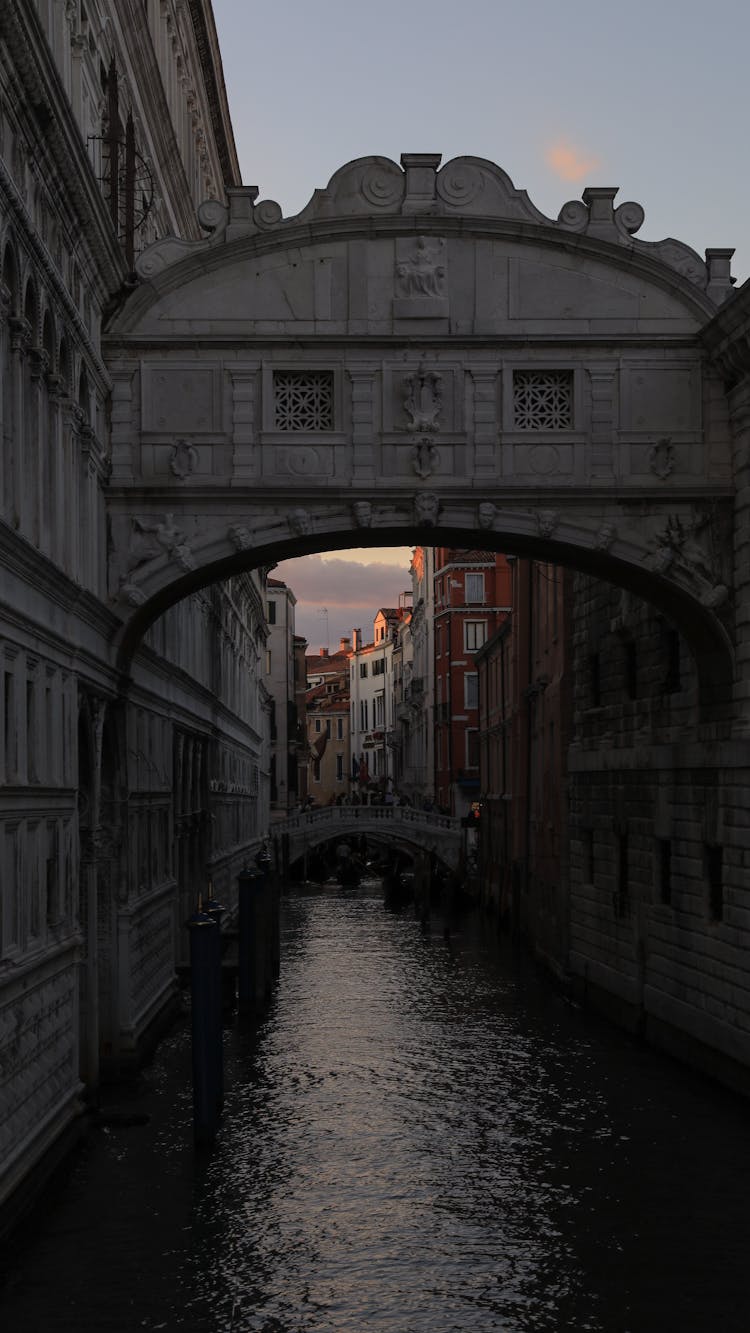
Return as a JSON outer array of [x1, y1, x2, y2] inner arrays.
[[339, 636, 351, 653], [352, 628, 362, 651], [320, 647, 327, 657]]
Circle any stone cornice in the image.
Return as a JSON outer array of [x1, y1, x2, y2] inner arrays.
[[0, 0, 127, 296], [0, 520, 121, 645], [186, 0, 241, 190]]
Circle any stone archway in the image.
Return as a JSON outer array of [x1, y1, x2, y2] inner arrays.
[[103, 153, 736, 712]]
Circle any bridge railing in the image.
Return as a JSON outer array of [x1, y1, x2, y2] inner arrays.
[[274, 805, 462, 839]]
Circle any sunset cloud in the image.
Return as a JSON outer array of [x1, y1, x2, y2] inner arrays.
[[545, 139, 601, 183], [275, 553, 413, 650]]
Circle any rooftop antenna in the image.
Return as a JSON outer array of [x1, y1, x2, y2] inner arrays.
[[318, 607, 329, 654]]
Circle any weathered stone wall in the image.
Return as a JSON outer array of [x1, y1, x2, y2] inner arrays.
[[567, 572, 750, 1091]]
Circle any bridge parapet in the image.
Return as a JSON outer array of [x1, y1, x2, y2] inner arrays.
[[273, 805, 463, 871]]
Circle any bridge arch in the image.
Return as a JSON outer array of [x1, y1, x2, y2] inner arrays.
[[102, 153, 737, 711], [274, 807, 464, 875]]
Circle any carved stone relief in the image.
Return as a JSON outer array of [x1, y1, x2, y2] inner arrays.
[[648, 437, 675, 480], [352, 501, 373, 528], [411, 439, 440, 479], [288, 507, 312, 536], [413, 492, 440, 526], [394, 237, 448, 317], [537, 509, 559, 539], [169, 438, 198, 480], [402, 364, 443, 433], [648, 511, 728, 606], [228, 524, 253, 552]]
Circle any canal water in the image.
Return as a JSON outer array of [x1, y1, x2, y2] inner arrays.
[[2, 879, 749, 1332]]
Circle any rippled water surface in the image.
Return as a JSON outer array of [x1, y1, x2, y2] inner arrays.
[[3, 881, 750, 1332]]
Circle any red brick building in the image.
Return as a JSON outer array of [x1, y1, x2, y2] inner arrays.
[[433, 549, 512, 817], [477, 559, 573, 969]]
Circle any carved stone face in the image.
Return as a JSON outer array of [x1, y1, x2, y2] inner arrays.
[[352, 500, 372, 528], [478, 501, 496, 530], [414, 492, 439, 525], [289, 507, 311, 535]]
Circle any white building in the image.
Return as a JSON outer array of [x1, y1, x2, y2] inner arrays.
[[266, 576, 302, 817], [0, 0, 269, 1227], [349, 609, 408, 797]]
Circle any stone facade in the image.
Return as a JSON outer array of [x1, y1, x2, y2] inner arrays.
[[100, 147, 750, 1091], [0, 1, 270, 1228]]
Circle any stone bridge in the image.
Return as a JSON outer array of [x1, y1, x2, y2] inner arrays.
[[103, 152, 739, 709], [273, 805, 464, 873]]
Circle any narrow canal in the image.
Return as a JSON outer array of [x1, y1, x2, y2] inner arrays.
[[2, 879, 749, 1332]]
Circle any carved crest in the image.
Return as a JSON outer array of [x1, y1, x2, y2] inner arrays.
[[402, 364, 443, 434], [648, 437, 675, 481]]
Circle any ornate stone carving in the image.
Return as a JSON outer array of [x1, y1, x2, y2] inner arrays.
[[402, 364, 442, 433], [478, 501, 497, 531], [411, 439, 440, 479], [648, 512, 727, 606], [361, 164, 403, 209], [396, 237, 446, 299], [169, 438, 198, 480], [352, 501, 373, 528], [136, 199, 229, 279], [288, 507, 312, 536], [594, 522, 617, 551], [413, 492, 440, 526], [648, 437, 675, 480], [228, 524, 253, 551], [537, 509, 559, 539], [123, 515, 195, 582], [436, 164, 482, 209]]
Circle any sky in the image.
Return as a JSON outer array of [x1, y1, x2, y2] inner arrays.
[[210, 0, 750, 645]]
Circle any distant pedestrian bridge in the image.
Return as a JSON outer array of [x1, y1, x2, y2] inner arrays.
[[273, 805, 464, 872]]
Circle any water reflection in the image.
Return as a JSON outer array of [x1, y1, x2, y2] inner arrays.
[[179, 883, 750, 1332], [2, 879, 749, 1332]]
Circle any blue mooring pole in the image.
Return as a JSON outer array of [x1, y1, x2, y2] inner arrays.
[[255, 844, 274, 999], [186, 900, 221, 1146], [237, 867, 260, 1014], [203, 883, 225, 1112]]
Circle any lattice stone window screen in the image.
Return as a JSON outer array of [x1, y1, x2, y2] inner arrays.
[[513, 370, 573, 430], [273, 370, 334, 431]]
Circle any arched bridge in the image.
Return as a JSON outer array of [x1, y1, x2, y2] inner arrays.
[[273, 805, 464, 872]]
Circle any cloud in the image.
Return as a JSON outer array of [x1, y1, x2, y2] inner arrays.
[[545, 139, 600, 183], [275, 553, 413, 649]]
